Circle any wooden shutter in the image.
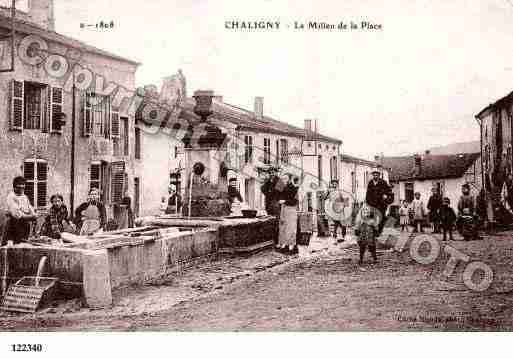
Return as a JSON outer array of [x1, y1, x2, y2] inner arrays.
[[110, 161, 125, 203], [36, 162, 47, 208], [135, 127, 141, 159], [42, 86, 50, 133], [111, 108, 120, 139], [10, 80, 23, 131], [81, 92, 92, 137], [50, 86, 64, 133], [23, 161, 35, 206]]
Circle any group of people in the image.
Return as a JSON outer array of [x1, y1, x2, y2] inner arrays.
[[260, 167, 301, 254], [1, 176, 134, 246], [398, 184, 480, 241]]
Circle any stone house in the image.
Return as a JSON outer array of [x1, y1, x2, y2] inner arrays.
[[475, 91, 513, 224], [136, 91, 343, 216], [0, 1, 141, 221], [382, 151, 481, 212]]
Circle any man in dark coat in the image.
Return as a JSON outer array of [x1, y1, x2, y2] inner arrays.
[[427, 187, 442, 233], [365, 170, 392, 235], [260, 168, 281, 217]]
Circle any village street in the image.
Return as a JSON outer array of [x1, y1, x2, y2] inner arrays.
[[1, 230, 513, 331]]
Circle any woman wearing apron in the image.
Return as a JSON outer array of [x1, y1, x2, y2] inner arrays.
[[278, 174, 300, 254], [74, 188, 107, 236]]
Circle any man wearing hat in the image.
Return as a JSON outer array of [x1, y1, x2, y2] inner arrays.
[[365, 170, 393, 235]]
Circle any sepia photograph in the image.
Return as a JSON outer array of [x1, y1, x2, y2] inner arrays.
[[0, 0, 512, 355]]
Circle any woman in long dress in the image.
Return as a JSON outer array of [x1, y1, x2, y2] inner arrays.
[[278, 174, 299, 254]]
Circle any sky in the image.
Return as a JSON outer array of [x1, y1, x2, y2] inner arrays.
[[28, 0, 513, 159]]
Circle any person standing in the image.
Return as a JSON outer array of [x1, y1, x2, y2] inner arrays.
[[277, 174, 299, 254], [439, 197, 456, 241], [121, 190, 135, 228], [325, 179, 351, 243], [365, 170, 393, 235], [427, 187, 442, 233], [409, 192, 426, 233], [354, 205, 378, 265], [3, 176, 37, 245], [399, 200, 409, 232], [74, 188, 107, 236], [260, 167, 281, 218]]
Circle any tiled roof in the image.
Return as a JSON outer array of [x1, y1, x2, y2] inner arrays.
[[0, 12, 140, 65], [476, 90, 513, 119], [180, 98, 342, 144], [340, 154, 379, 167], [382, 152, 480, 182]]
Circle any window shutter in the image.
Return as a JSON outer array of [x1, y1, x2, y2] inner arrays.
[[111, 108, 120, 139], [50, 87, 64, 133], [110, 161, 125, 203], [10, 80, 23, 131], [23, 161, 35, 206], [81, 93, 92, 137], [42, 86, 50, 133], [35, 162, 47, 208]]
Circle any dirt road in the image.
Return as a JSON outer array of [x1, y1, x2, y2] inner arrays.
[[1, 231, 513, 331]]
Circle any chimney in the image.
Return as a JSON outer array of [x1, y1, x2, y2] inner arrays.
[[28, 0, 55, 31], [304, 119, 312, 132], [414, 153, 422, 176], [374, 155, 380, 162], [254, 96, 263, 121]]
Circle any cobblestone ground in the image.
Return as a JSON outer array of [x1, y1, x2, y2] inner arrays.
[[1, 229, 513, 331]]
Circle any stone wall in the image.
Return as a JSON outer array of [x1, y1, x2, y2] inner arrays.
[[0, 29, 138, 220]]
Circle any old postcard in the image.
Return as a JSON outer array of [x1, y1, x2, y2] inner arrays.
[[0, 0, 512, 356]]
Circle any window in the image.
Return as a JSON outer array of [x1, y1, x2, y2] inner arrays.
[[330, 156, 338, 181], [244, 135, 253, 164], [23, 159, 47, 208], [280, 139, 288, 164], [135, 126, 141, 159], [82, 92, 111, 138], [174, 146, 178, 159], [306, 191, 313, 212], [90, 163, 102, 191], [263, 138, 271, 164], [10, 80, 63, 133], [351, 171, 356, 193], [24, 82, 44, 130], [405, 182, 414, 202]]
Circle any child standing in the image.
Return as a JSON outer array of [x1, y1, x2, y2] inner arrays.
[[399, 200, 409, 232], [354, 206, 378, 264], [439, 197, 456, 241], [409, 192, 425, 233]]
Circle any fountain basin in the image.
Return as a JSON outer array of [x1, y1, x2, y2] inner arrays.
[[0, 215, 278, 309]]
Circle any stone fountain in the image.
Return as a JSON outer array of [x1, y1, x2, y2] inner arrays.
[[181, 90, 231, 217]]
